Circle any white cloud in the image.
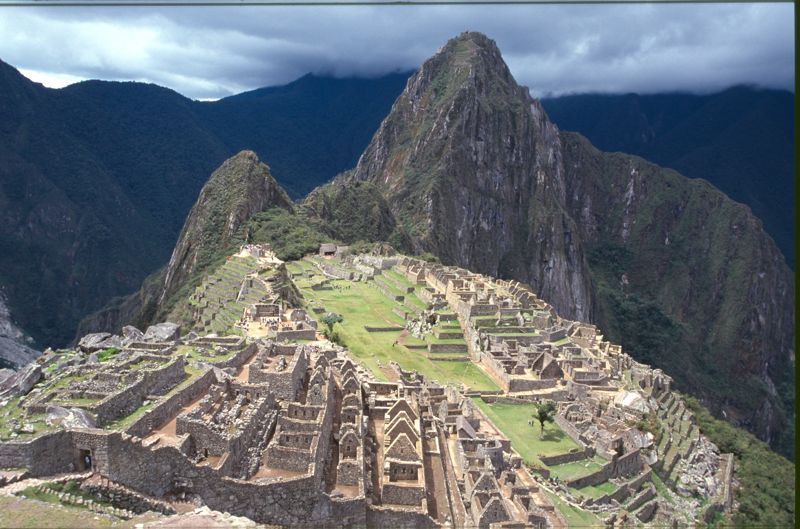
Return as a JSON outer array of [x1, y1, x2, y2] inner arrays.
[[18, 68, 84, 89], [0, 3, 793, 99]]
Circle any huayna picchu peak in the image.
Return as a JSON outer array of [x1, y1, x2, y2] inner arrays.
[[317, 32, 796, 458], [0, 27, 794, 529]]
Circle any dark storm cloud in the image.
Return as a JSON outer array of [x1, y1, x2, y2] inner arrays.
[[0, 3, 793, 99]]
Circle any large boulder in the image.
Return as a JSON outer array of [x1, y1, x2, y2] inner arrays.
[[78, 332, 110, 352], [45, 406, 97, 429], [78, 333, 122, 353], [122, 325, 145, 344], [144, 322, 181, 342], [0, 368, 14, 386], [0, 364, 42, 398]]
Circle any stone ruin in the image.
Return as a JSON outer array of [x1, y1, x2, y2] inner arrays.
[[0, 254, 736, 528]]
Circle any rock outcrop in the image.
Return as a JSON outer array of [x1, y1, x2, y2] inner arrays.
[[159, 150, 293, 309], [77, 332, 122, 353], [45, 406, 97, 429], [346, 32, 594, 322], [143, 322, 181, 342], [0, 363, 42, 398], [0, 291, 39, 368]]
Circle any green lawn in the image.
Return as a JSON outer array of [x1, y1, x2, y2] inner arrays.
[[572, 480, 618, 500], [548, 455, 608, 481], [471, 398, 581, 466], [294, 266, 498, 391], [382, 268, 414, 288], [542, 488, 604, 528]]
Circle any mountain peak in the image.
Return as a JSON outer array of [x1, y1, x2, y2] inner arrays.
[[228, 149, 259, 163], [419, 31, 516, 94], [158, 151, 292, 308], [442, 31, 500, 53]]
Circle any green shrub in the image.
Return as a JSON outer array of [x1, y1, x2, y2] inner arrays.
[[96, 347, 121, 362]]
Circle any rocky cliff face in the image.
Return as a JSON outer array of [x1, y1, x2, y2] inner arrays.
[[560, 133, 795, 454], [0, 290, 39, 368], [335, 32, 794, 454], [349, 32, 594, 322]]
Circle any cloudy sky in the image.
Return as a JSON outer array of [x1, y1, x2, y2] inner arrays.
[[0, 2, 794, 100]]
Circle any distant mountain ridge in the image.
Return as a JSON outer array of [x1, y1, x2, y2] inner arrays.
[[0, 60, 408, 352], [541, 86, 795, 267], [0, 53, 794, 425]]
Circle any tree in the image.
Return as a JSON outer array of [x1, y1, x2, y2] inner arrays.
[[533, 401, 556, 439], [321, 313, 343, 340]]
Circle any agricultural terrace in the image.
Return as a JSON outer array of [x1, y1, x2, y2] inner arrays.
[[286, 257, 499, 392]]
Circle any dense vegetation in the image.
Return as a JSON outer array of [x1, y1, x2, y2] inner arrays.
[[244, 208, 331, 262], [683, 395, 795, 528], [301, 179, 412, 251], [543, 87, 795, 267], [0, 59, 407, 348]]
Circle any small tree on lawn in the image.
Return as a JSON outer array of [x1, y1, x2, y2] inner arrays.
[[321, 313, 343, 340], [533, 401, 556, 439]]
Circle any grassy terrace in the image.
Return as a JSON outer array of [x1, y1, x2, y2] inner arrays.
[[176, 344, 239, 364], [471, 398, 581, 466], [292, 258, 498, 391], [549, 455, 608, 481], [573, 481, 618, 500], [0, 397, 50, 441], [381, 269, 428, 311], [471, 397, 610, 524], [106, 365, 204, 431], [542, 488, 603, 528]]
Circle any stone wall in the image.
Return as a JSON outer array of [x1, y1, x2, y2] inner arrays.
[[506, 377, 558, 393], [565, 461, 612, 489], [248, 347, 307, 401], [554, 414, 585, 447], [366, 505, 436, 529], [613, 448, 643, 477], [626, 483, 656, 511], [327, 496, 367, 526], [0, 430, 73, 476], [428, 343, 467, 354], [213, 343, 257, 370], [539, 447, 594, 467], [96, 432, 330, 525], [364, 325, 404, 332], [565, 450, 642, 489], [381, 483, 425, 506], [94, 357, 186, 426], [275, 329, 317, 341], [125, 369, 217, 438], [336, 457, 362, 486]]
